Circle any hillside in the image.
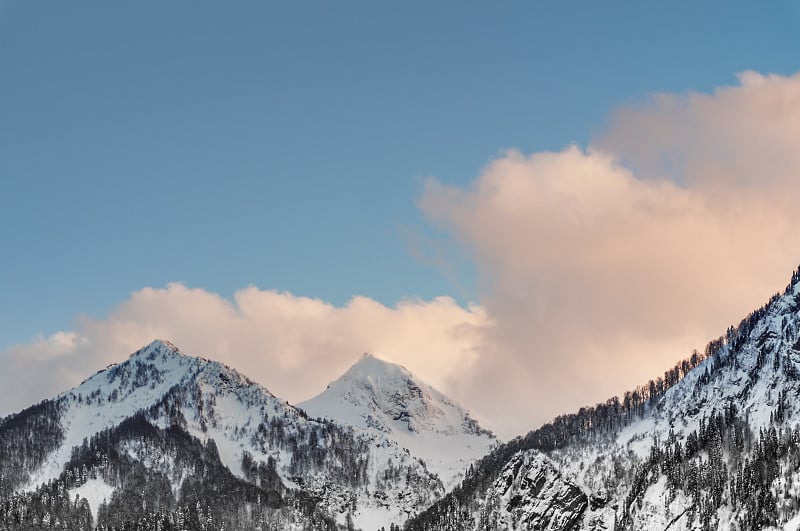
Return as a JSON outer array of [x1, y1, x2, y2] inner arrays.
[[408, 267, 800, 530], [0, 340, 471, 529]]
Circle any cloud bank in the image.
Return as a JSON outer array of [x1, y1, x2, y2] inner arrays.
[[4, 71, 800, 438], [0, 284, 489, 423], [420, 71, 800, 434]]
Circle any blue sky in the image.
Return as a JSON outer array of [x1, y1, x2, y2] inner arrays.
[[1, 0, 799, 351]]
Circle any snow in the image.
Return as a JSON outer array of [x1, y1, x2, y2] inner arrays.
[[21, 340, 304, 494], [27, 286, 800, 531], [10, 270, 800, 530], [470, 274, 800, 531], [69, 477, 115, 527], [583, 277, 800, 460], [629, 475, 692, 531], [349, 504, 409, 531], [298, 353, 498, 489], [12, 340, 463, 530], [23, 340, 199, 490], [785, 513, 800, 531]]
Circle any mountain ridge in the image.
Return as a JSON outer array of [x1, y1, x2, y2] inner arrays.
[[0, 339, 488, 529], [408, 265, 800, 530], [7, 267, 800, 529]]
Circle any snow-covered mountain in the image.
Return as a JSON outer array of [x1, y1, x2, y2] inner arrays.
[[409, 267, 800, 531], [0, 340, 493, 530], [1, 339, 373, 528], [299, 353, 497, 490], [10, 265, 800, 530]]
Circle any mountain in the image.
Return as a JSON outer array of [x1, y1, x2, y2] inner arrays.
[[298, 353, 497, 490], [408, 267, 800, 531], [0, 340, 467, 530], [10, 264, 800, 530]]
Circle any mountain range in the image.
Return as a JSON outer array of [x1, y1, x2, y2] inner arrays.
[[0, 340, 495, 530], [4, 266, 800, 529]]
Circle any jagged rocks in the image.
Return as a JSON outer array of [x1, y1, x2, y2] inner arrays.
[[495, 451, 587, 531]]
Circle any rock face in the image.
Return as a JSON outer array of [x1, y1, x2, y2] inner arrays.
[[494, 451, 587, 530]]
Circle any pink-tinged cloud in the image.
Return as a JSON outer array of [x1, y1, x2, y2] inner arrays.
[[0, 284, 489, 424], [419, 71, 800, 436], [5, 72, 800, 439]]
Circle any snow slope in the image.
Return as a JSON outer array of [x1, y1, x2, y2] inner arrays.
[[409, 268, 800, 530], [12, 340, 453, 530], [548, 275, 800, 529], [68, 478, 115, 527], [299, 353, 498, 489]]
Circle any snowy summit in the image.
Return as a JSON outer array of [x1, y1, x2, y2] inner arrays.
[[0, 340, 494, 530], [299, 352, 498, 489]]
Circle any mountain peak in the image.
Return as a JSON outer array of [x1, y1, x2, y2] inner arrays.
[[340, 352, 413, 384], [130, 339, 183, 359], [299, 353, 497, 489], [304, 353, 490, 437], [6, 343, 458, 530]]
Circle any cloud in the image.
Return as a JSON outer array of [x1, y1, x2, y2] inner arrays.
[[5, 72, 800, 440], [0, 284, 489, 423], [420, 71, 800, 436]]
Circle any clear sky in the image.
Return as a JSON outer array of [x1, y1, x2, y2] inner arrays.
[[3, 1, 800, 436]]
